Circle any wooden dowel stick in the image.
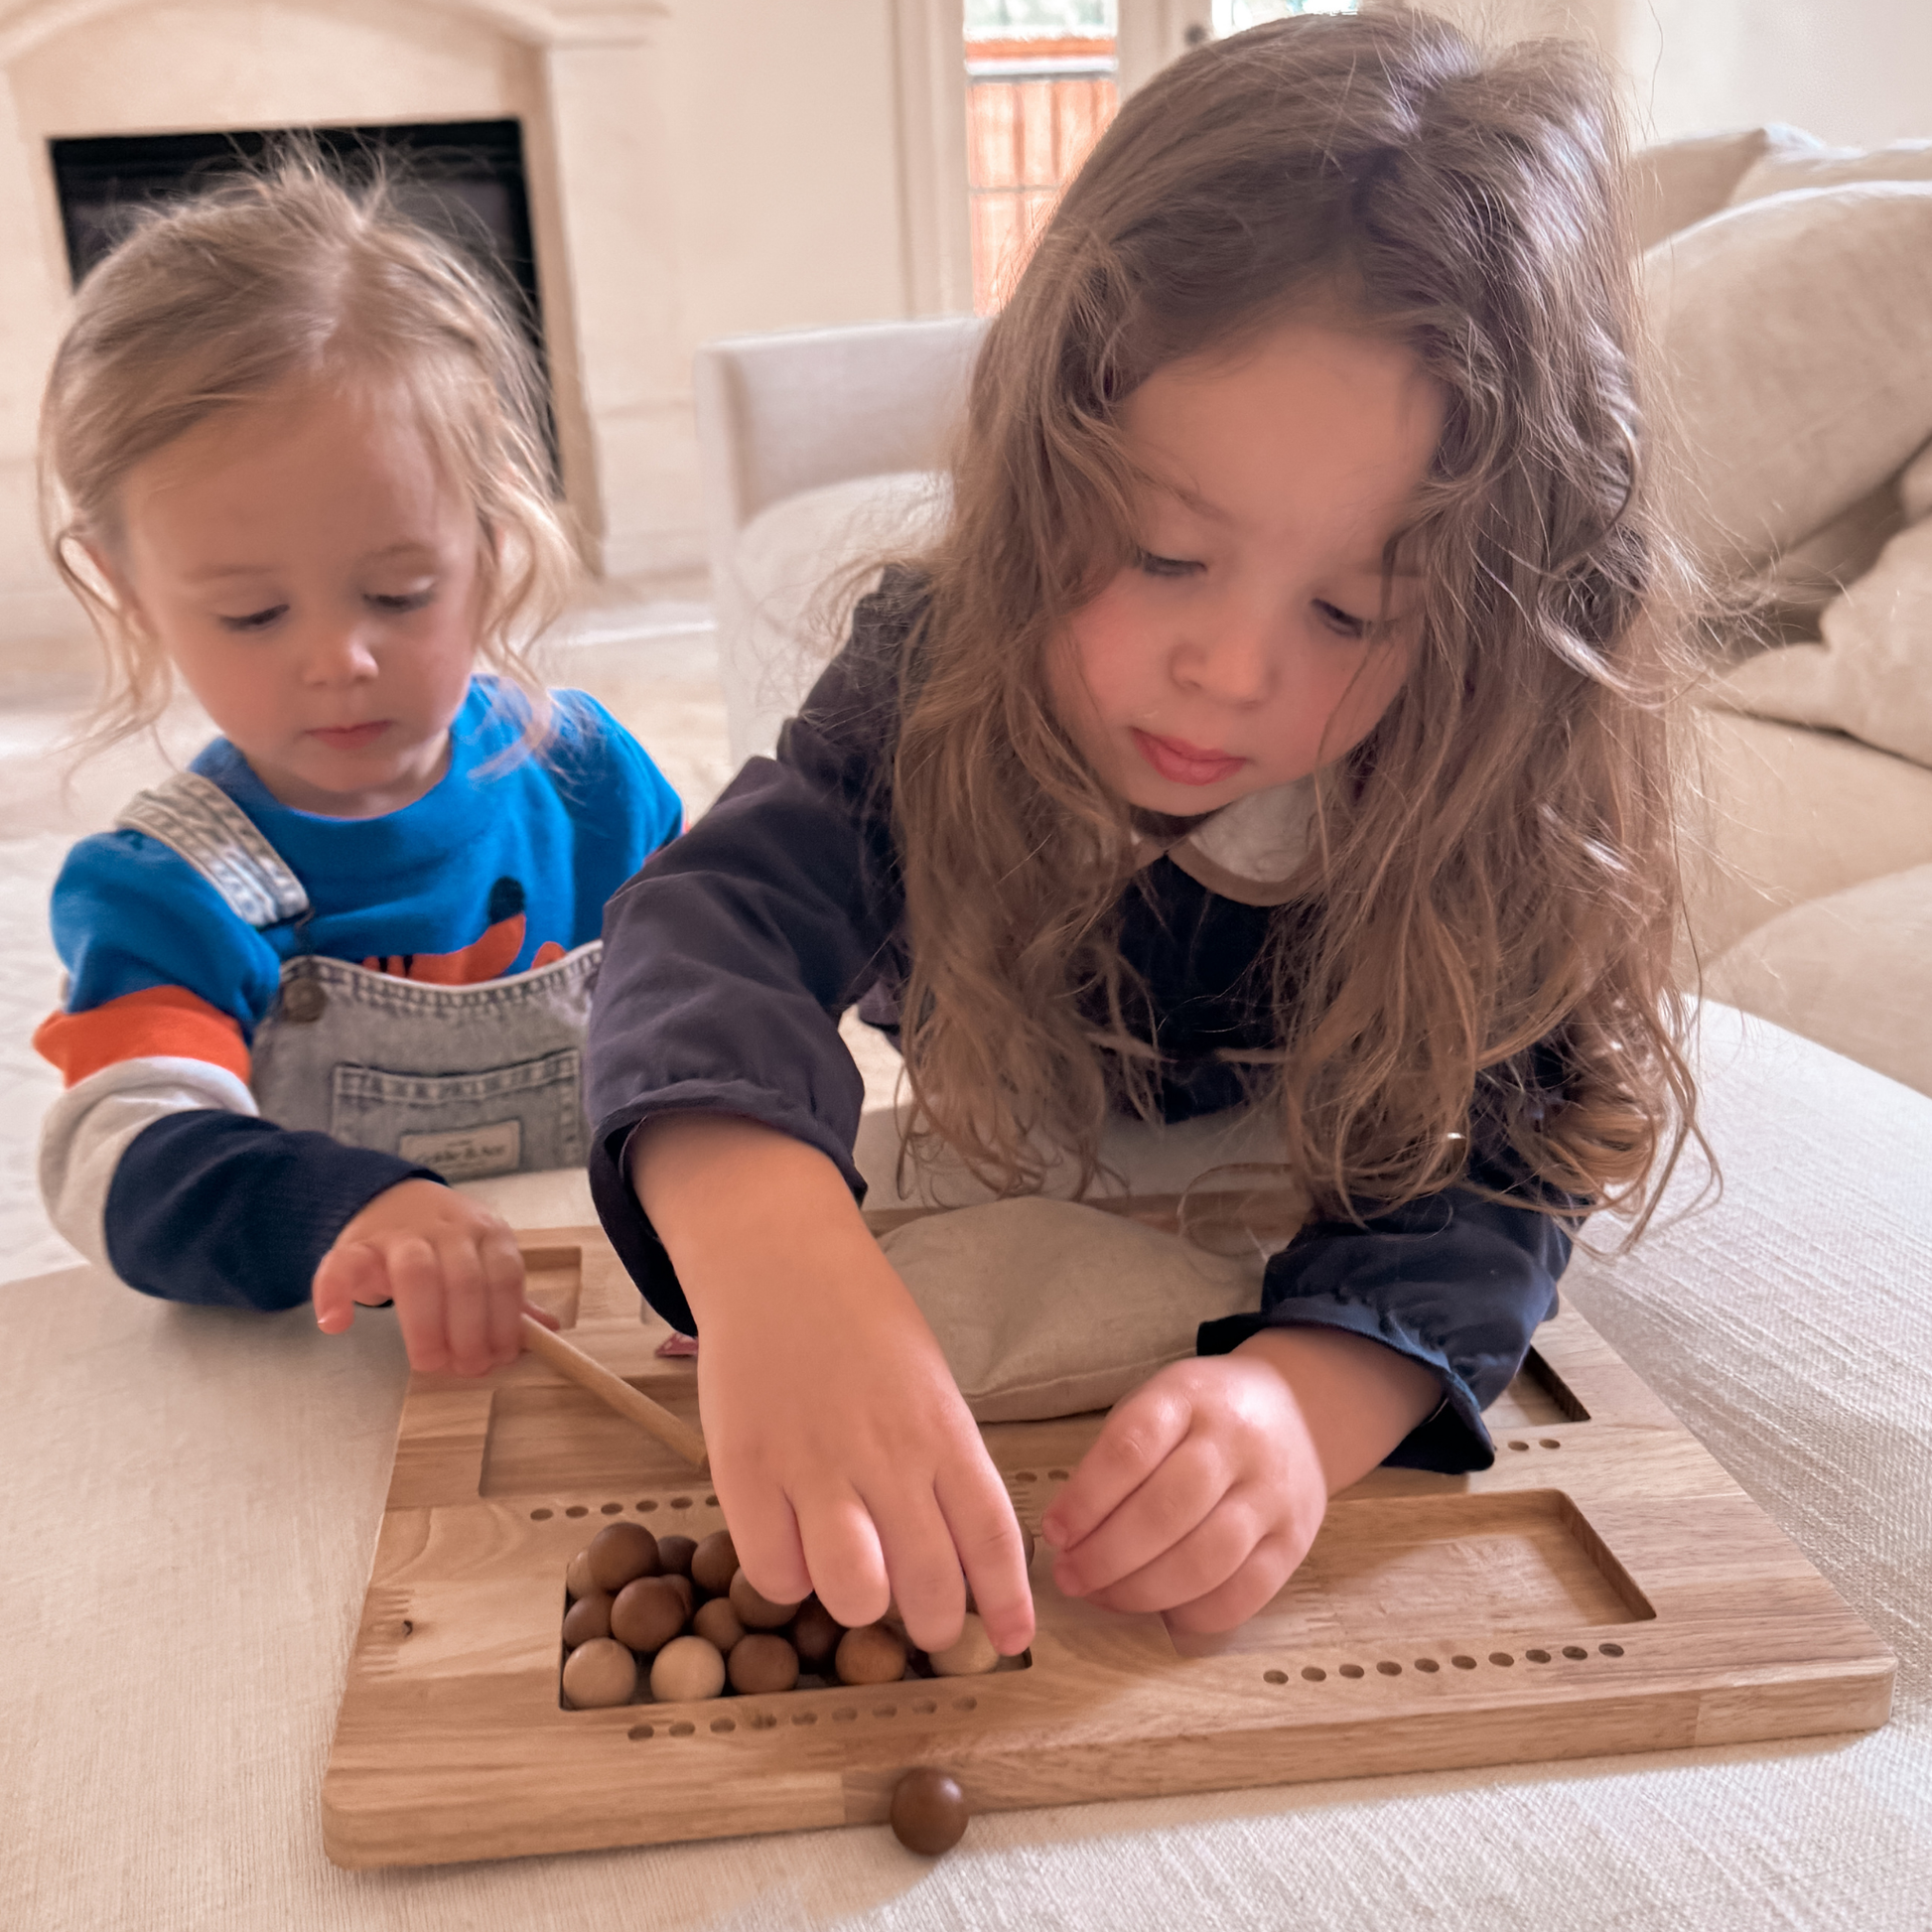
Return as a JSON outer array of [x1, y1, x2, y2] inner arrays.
[[519, 1313, 709, 1470]]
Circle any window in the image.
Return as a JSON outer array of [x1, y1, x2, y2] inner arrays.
[[1212, 0, 1357, 29], [965, 1, 1119, 313]]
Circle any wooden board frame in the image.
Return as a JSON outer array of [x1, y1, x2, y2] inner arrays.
[[322, 1220, 1894, 1868]]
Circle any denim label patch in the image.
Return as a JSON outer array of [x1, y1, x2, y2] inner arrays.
[[398, 1119, 523, 1180]]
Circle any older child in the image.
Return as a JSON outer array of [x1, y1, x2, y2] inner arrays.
[[587, 12, 1695, 1656], [35, 162, 680, 1373]]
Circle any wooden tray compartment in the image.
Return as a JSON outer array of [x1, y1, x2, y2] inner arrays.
[[322, 1223, 1893, 1867]]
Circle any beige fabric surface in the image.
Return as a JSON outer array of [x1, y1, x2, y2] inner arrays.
[[1729, 135, 1932, 209], [880, 1197, 1259, 1422], [3, 1004, 1928, 1929], [1703, 864, 1932, 1097], [1644, 181, 1932, 576], [1627, 124, 1811, 250]]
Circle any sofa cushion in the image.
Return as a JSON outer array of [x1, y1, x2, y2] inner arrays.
[[1644, 181, 1932, 574], [1701, 863, 1932, 1097], [1628, 124, 1816, 248], [1729, 134, 1932, 208]]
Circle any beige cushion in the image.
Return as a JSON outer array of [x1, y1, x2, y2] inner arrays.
[[719, 470, 947, 765], [880, 1196, 1261, 1422], [1729, 135, 1932, 208], [1709, 442, 1932, 769], [1628, 126, 1810, 249], [1644, 181, 1932, 575], [1701, 864, 1932, 1097]]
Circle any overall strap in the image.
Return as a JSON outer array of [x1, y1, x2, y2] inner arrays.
[[115, 771, 311, 930]]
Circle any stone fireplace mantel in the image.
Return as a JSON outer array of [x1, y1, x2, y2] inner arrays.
[[0, 0, 699, 656]]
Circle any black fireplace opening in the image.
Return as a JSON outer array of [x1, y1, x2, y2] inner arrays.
[[49, 120, 555, 465]]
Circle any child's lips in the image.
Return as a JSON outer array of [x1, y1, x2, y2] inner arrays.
[[308, 721, 389, 751], [1131, 729, 1247, 787]]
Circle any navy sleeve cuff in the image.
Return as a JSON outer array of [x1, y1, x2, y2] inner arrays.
[[103, 1109, 441, 1311]]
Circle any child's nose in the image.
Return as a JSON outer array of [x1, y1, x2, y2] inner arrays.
[[299, 619, 381, 684], [1173, 597, 1277, 706]]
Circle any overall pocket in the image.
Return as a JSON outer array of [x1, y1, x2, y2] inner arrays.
[[330, 1047, 586, 1178]]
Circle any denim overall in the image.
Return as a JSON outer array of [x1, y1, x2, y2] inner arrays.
[[117, 772, 597, 1181]]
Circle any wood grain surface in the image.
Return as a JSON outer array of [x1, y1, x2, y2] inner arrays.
[[322, 1217, 1894, 1868]]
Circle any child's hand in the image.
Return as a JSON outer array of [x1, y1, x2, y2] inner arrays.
[[632, 1115, 1035, 1660], [313, 1177, 551, 1376], [1039, 1327, 1441, 1634]]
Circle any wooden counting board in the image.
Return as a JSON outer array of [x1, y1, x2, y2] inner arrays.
[[322, 1216, 1895, 1868]]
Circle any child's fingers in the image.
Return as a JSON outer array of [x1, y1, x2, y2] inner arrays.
[[710, 1468, 817, 1610], [437, 1237, 492, 1378], [1075, 1485, 1260, 1613], [1039, 1377, 1194, 1556], [1049, 1430, 1229, 1599], [480, 1226, 526, 1364], [521, 1299, 561, 1332], [1146, 1529, 1301, 1636], [862, 1478, 971, 1655], [312, 1243, 375, 1334], [385, 1236, 452, 1373], [936, 1458, 1035, 1656], [790, 1485, 892, 1633]]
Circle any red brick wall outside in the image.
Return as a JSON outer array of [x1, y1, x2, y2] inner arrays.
[[966, 36, 1118, 313]]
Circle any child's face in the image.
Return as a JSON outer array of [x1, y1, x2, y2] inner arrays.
[[110, 380, 483, 818], [1050, 317, 1444, 816]]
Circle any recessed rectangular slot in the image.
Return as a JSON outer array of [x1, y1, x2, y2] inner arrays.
[[1167, 1489, 1652, 1658], [482, 1381, 702, 1496], [517, 1245, 583, 1329], [1485, 1346, 1590, 1429]]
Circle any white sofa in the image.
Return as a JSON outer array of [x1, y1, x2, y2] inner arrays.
[[695, 127, 1932, 1104]]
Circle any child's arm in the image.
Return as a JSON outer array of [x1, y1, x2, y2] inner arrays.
[[630, 1113, 1035, 1659]]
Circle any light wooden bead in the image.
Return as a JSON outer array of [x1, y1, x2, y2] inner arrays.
[[836, 1622, 908, 1687], [649, 1634, 726, 1703], [561, 1638, 636, 1709], [692, 1597, 746, 1654], [730, 1568, 803, 1630], [927, 1613, 1000, 1677], [564, 1549, 597, 1599]]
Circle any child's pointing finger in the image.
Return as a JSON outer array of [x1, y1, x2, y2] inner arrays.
[[1039, 1379, 1193, 1560]]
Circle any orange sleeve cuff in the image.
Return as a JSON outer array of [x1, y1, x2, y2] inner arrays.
[[33, 985, 252, 1089]]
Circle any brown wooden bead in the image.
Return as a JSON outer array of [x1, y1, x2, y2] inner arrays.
[[564, 1549, 597, 1599], [692, 1597, 746, 1654], [730, 1568, 803, 1630], [588, 1522, 658, 1593], [655, 1533, 697, 1578], [561, 1638, 636, 1710], [890, 1767, 968, 1856], [836, 1622, 908, 1686], [610, 1576, 687, 1654], [728, 1632, 800, 1695], [789, 1596, 841, 1666], [663, 1574, 695, 1620], [690, 1530, 739, 1596], [560, 1589, 614, 1648]]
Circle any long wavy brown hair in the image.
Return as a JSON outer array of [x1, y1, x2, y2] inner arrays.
[[891, 7, 1700, 1230]]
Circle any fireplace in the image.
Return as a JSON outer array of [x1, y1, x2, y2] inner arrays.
[[0, 0, 694, 660]]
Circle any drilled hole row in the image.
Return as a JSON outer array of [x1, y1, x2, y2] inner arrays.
[[1261, 1641, 1625, 1686], [1504, 1439, 1564, 1452], [528, 1495, 719, 1522], [626, 1692, 981, 1741]]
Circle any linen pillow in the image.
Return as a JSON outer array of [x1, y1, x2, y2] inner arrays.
[[1728, 136, 1932, 210], [878, 1196, 1265, 1423], [1628, 125, 1814, 249]]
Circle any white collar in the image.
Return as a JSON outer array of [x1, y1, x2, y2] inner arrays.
[[1137, 777, 1315, 906]]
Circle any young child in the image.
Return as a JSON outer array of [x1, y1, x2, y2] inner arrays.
[[34, 162, 681, 1375], [586, 13, 1695, 1659]]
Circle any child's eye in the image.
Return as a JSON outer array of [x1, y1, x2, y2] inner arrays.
[[1135, 550, 1201, 579], [1314, 600, 1371, 639], [367, 588, 436, 615], [218, 605, 288, 633]]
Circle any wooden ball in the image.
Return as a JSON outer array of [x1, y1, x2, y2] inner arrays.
[[663, 1573, 695, 1620], [561, 1638, 636, 1709], [561, 1589, 614, 1648], [692, 1597, 746, 1654], [1021, 1523, 1036, 1566], [588, 1521, 658, 1592], [730, 1569, 804, 1630], [564, 1549, 597, 1599], [649, 1634, 726, 1703], [690, 1530, 739, 1596], [836, 1622, 908, 1687], [927, 1612, 1000, 1677], [610, 1576, 688, 1654], [890, 1767, 968, 1856], [656, 1533, 698, 1578], [729, 1632, 800, 1695], [789, 1596, 842, 1666]]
